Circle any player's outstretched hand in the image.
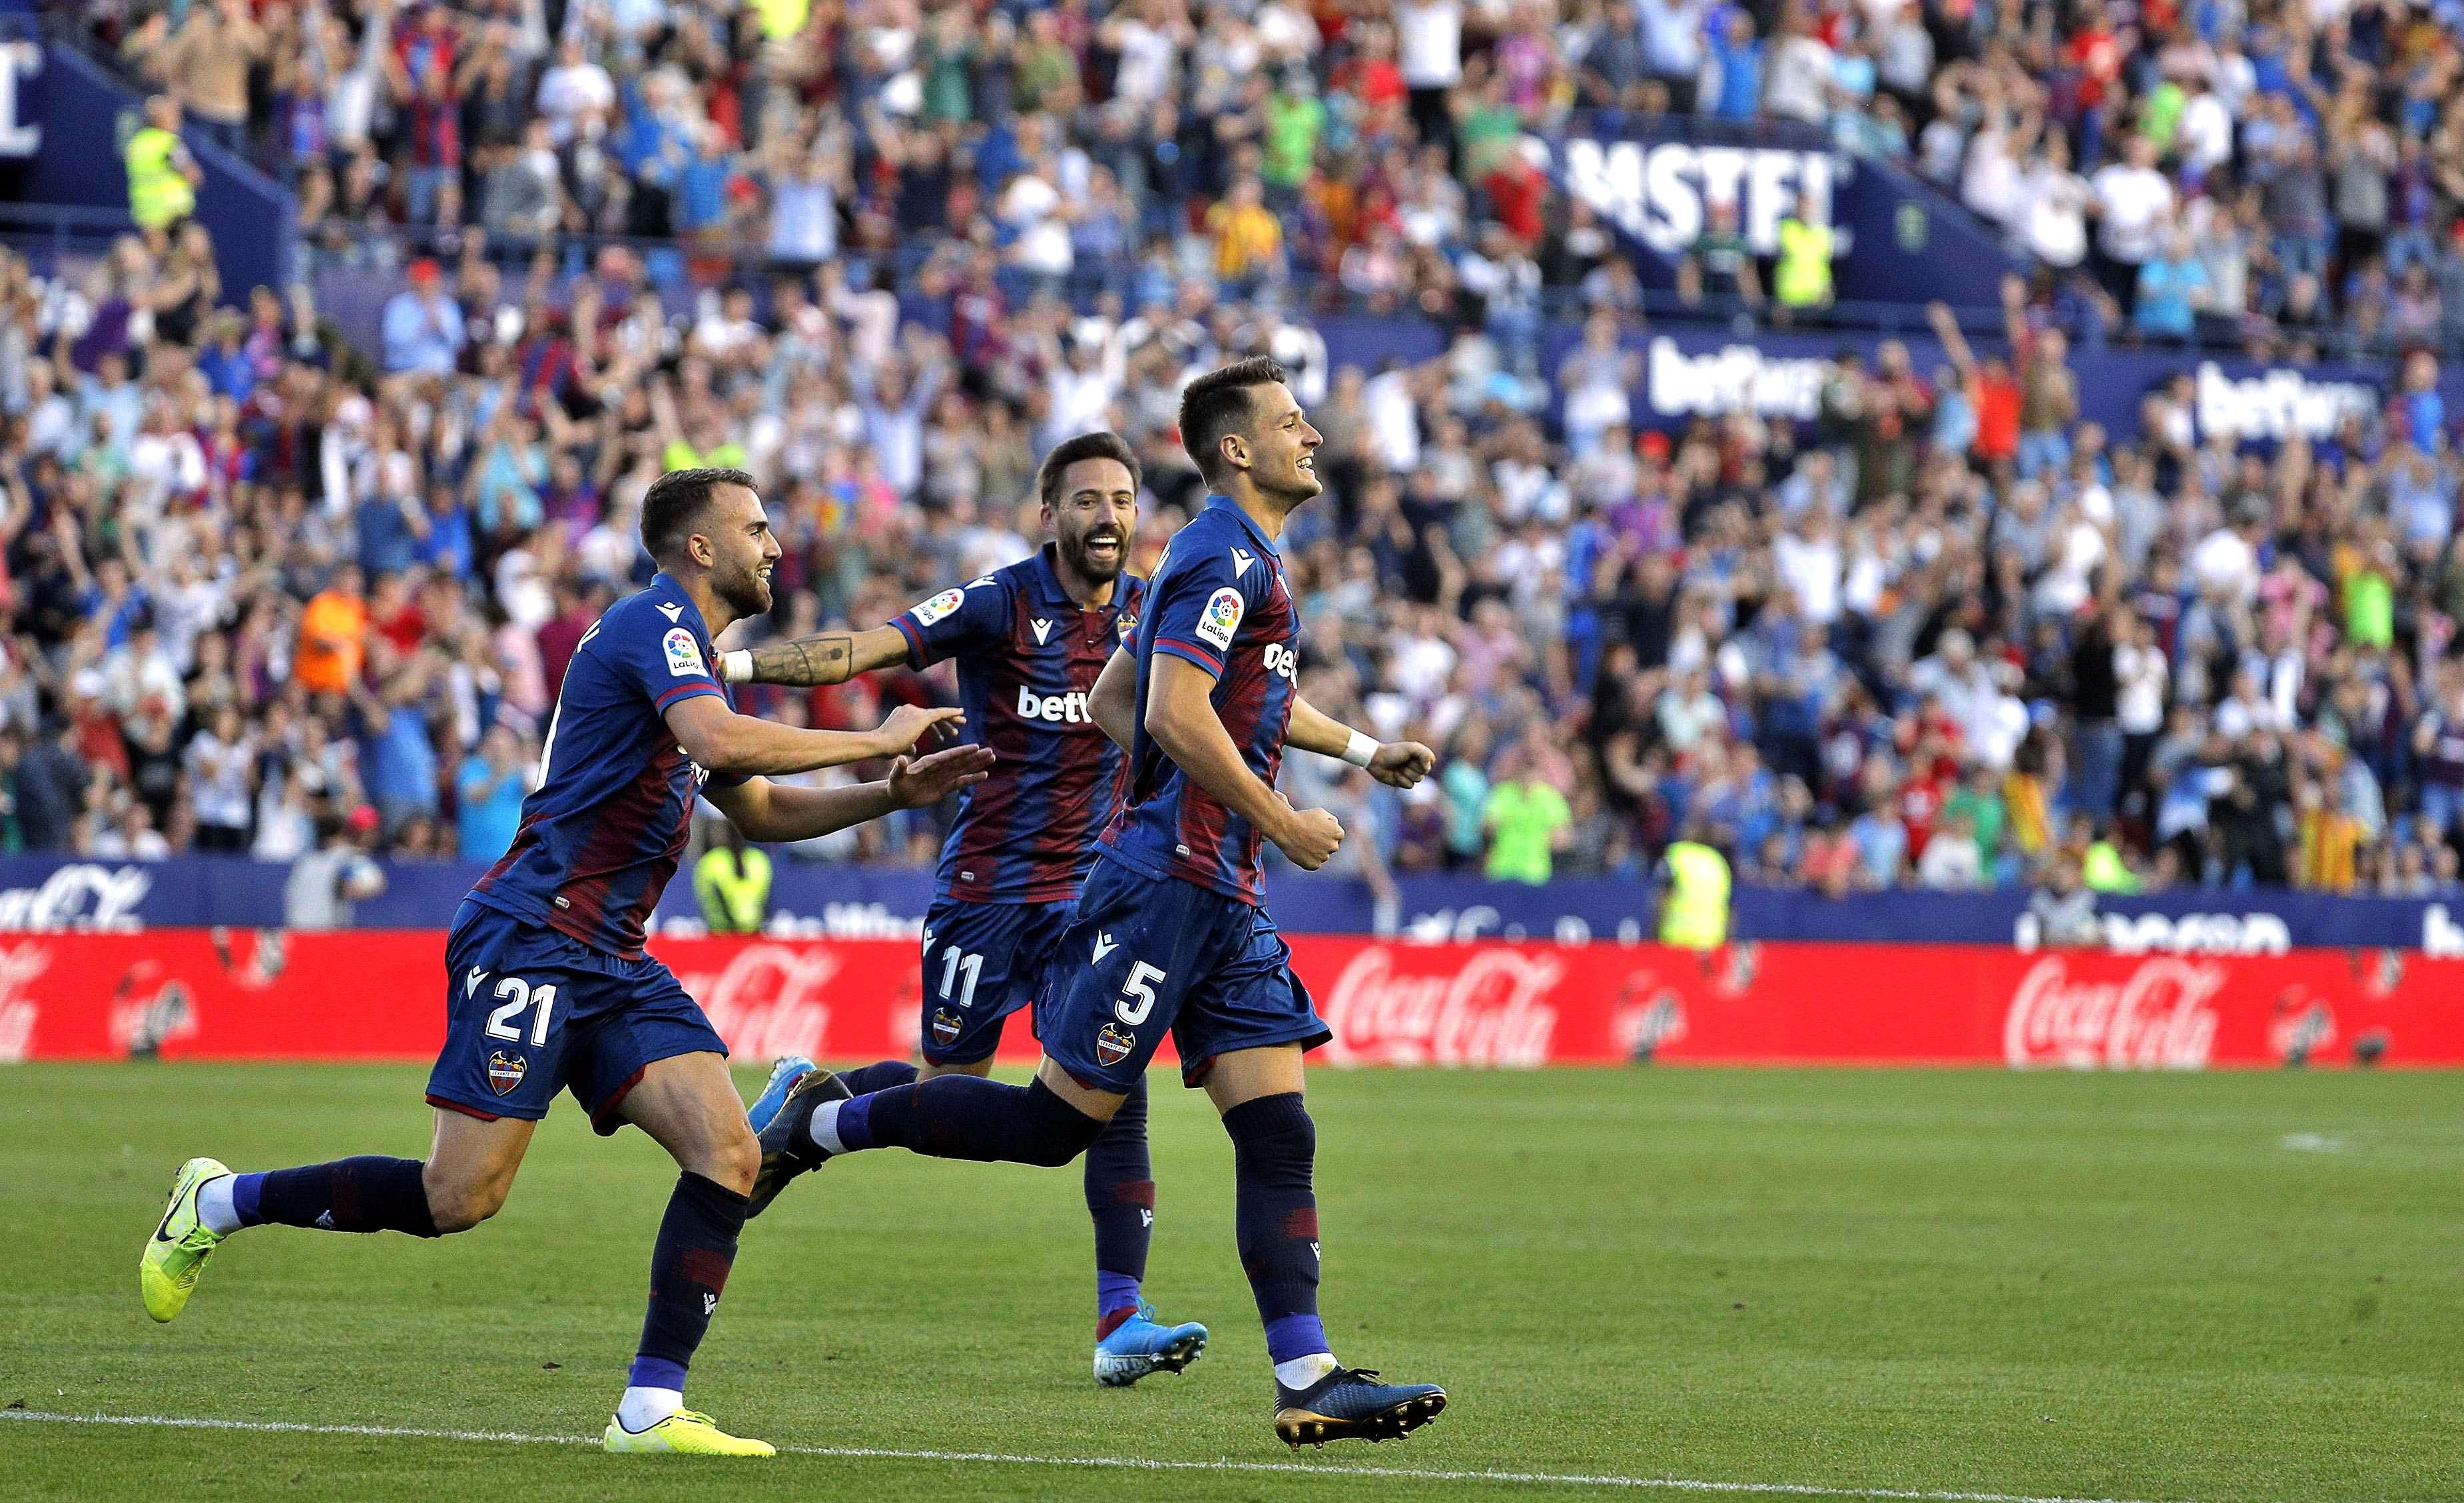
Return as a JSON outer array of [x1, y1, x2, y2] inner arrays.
[[1367, 740, 1436, 789], [887, 745, 996, 808], [874, 704, 965, 756], [1273, 803, 1345, 870]]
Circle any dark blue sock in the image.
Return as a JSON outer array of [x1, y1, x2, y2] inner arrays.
[[1224, 1093, 1327, 1362], [834, 1059, 920, 1096], [631, 1171, 750, 1393], [238, 1158, 438, 1237], [836, 1075, 1101, 1167], [1084, 1075, 1153, 1323]]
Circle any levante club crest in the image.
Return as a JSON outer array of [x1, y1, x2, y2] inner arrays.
[[1093, 1023, 1135, 1068], [487, 1051, 528, 1096]]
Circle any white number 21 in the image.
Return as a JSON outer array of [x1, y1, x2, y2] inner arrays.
[[484, 976, 557, 1047]]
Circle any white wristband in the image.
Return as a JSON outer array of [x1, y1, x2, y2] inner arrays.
[[1341, 729, 1378, 768], [719, 649, 753, 683]]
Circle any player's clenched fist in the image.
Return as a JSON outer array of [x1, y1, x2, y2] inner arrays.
[[1273, 803, 1345, 870], [872, 703, 966, 756], [1367, 740, 1436, 789]]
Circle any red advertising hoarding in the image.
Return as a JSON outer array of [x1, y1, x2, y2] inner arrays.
[[0, 930, 2455, 1069]]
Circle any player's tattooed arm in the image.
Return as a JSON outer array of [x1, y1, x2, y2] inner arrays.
[[1287, 695, 1436, 789], [718, 625, 909, 686]]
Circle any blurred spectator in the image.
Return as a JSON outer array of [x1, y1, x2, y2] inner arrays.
[[283, 808, 387, 929], [454, 725, 529, 864], [1481, 742, 1571, 884], [695, 822, 772, 933]]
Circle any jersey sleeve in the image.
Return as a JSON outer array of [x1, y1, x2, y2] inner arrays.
[[890, 575, 1012, 668], [601, 607, 728, 716], [1144, 546, 1247, 680]]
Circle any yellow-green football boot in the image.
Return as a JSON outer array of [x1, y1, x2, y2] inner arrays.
[[601, 1410, 776, 1456], [141, 1157, 232, 1323]]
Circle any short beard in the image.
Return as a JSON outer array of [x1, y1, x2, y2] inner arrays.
[[717, 565, 771, 618], [1058, 532, 1125, 583]]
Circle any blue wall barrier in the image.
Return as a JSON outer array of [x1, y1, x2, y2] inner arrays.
[[5, 854, 2459, 953], [13, 31, 295, 297]]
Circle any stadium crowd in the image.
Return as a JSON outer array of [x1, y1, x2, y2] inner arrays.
[[9, 0, 2464, 900]]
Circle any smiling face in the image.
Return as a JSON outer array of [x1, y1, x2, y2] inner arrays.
[[1230, 380, 1323, 504], [1048, 456, 1139, 585], [696, 481, 781, 618]]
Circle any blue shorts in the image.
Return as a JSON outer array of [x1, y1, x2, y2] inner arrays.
[[425, 901, 728, 1135], [1037, 857, 1328, 1093], [920, 896, 1074, 1065]]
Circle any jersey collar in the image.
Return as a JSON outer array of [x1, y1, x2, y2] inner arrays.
[[1202, 493, 1281, 560], [649, 571, 715, 640]]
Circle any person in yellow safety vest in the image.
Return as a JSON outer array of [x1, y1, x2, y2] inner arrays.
[[1772, 192, 1835, 316], [126, 95, 203, 235], [2081, 824, 2140, 893], [695, 825, 773, 933], [1658, 822, 1732, 951]]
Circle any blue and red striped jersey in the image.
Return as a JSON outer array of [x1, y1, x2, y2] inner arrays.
[[467, 574, 747, 958], [1099, 495, 1299, 906], [890, 543, 1145, 904]]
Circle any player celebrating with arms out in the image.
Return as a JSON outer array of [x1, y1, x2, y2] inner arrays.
[[139, 468, 992, 1458], [726, 432, 1211, 1386], [753, 360, 1450, 1450]]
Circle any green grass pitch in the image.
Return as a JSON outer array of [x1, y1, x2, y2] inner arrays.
[[2, 1061, 2457, 1502]]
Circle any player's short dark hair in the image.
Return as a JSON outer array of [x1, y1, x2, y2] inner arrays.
[[1036, 432, 1141, 511], [1178, 356, 1291, 485], [639, 467, 756, 566]]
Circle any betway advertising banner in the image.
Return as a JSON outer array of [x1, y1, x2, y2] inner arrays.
[[1542, 322, 2454, 446], [4, 930, 2455, 1069]]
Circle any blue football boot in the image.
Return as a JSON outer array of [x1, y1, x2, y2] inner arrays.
[[1273, 1365, 1447, 1448], [747, 1055, 814, 1134], [1093, 1301, 1209, 1387]]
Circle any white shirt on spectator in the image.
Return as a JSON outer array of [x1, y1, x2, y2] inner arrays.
[[2090, 163, 2174, 263], [1774, 525, 1844, 623], [1364, 368, 1420, 473], [2116, 641, 2168, 734], [2190, 526, 2258, 603], [1396, 0, 1462, 86], [1110, 18, 1181, 103], [2018, 162, 2090, 266], [536, 60, 615, 143], [185, 730, 257, 831], [1000, 171, 1074, 275], [1917, 829, 1985, 888]]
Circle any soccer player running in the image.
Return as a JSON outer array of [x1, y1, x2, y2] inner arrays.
[[754, 360, 1451, 1449], [139, 468, 994, 1458], [728, 432, 1209, 1386]]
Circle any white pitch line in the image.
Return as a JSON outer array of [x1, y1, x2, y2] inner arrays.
[[0, 1410, 2176, 1503]]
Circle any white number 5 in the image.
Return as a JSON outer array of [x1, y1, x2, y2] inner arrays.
[[1114, 962, 1166, 1026], [484, 976, 557, 1048]]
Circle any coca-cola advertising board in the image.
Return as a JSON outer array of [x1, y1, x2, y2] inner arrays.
[[0, 931, 2457, 1069]]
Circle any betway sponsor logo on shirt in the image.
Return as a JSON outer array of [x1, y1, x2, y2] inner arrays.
[[1017, 685, 1096, 725]]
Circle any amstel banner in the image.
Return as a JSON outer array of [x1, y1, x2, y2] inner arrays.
[[0, 930, 2457, 1069]]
